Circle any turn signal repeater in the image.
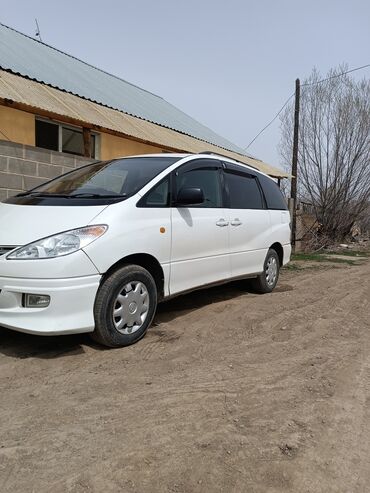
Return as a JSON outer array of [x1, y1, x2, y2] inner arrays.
[[160, 227, 166, 234]]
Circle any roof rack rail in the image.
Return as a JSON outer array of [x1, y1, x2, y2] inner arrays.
[[197, 151, 258, 171]]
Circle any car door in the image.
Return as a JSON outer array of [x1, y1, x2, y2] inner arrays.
[[224, 165, 270, 278], [169, 159, 230, 295]]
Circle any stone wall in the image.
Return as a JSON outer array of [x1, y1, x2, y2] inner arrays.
[[0, 140, 95, 201]]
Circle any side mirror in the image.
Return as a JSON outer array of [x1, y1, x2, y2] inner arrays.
[[176, 187, 205, 206]]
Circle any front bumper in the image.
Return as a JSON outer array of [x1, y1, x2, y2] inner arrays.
[[0, 274, 101, 335]]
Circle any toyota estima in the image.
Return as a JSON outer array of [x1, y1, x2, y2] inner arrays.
[[0, 153, 291, 347]]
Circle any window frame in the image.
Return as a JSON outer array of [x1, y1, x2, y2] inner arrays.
[[35, 117, 100, 159], [171, 158, 224, 209]]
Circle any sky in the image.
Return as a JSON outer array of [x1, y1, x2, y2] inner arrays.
[[0, 0, 369, 170]]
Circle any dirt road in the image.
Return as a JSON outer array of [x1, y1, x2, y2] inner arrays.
[[0, 259, 369, 492]]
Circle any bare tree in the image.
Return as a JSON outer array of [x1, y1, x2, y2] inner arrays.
[[280, 66, 370, 242]]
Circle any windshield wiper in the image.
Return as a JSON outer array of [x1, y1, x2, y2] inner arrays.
[[16, 191, 71, 198], [69, 193, 127, 198], [16, 191, 127, 199]]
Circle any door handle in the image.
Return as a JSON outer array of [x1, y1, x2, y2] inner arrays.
[[216, 218, 229, 227], [231, 218, 242, 226]]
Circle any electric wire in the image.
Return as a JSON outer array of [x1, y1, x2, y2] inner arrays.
[[245, 93, 294, 149], [301, 64, 370, 87], [244, 63, 370, 150]]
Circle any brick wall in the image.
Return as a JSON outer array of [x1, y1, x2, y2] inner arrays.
[[0, 140, 95, 201]]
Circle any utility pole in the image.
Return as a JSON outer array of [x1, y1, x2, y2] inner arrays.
[[290, 78, 300, 251]]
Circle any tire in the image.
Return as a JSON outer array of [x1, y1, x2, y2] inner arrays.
[[92, 264, 157, 348], [250, 248, 280, 294]]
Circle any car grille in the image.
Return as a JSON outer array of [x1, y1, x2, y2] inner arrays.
[[0, 246, 17, 257]]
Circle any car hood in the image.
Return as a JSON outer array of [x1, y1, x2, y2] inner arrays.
[[0, 202, 108, 246]]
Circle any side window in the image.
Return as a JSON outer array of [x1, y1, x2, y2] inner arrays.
[[226, 172, 264, 209], [257, 174, 288, 210], [177, 167, 222, 208], [137, 177, 170, 207]]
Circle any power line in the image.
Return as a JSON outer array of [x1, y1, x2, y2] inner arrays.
[[244, 63, 370, 150], [301, 63, 370, 87], [244, 93, 294, 149]]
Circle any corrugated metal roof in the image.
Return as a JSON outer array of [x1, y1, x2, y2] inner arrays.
[[0, 70, 288, 177], [0, 22, 254, 156]]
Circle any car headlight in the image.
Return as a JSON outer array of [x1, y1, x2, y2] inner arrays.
[[7, 225, 108, 260]]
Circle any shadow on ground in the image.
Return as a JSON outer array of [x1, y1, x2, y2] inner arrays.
[[0, 279, 293, 360]]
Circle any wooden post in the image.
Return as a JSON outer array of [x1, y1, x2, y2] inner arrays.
[[83, 127, 92, 158], [290, 78, 300, 251]]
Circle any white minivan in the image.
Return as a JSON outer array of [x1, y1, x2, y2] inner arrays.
[[0, 153, 291, 347]]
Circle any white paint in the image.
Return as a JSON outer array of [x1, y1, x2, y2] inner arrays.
[[0, 154, 291, 336]]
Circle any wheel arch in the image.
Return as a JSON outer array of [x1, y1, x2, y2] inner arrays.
[[269, 242, 284, 266], [101, 253, 165, 300]]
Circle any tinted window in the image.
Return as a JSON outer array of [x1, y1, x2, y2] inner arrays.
[[177, 168, 222, 207], [258, 174, 288, 210], [226, 172, 264, 209], [138, 177, 170, 207]]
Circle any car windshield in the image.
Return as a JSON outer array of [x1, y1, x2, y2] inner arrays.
[[26, 156, 180, 198]]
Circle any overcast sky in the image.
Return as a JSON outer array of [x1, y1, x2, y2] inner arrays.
[[1, 0, 369, 169]]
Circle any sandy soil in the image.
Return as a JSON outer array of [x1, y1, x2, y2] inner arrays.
[[0, 260, 369, 492]]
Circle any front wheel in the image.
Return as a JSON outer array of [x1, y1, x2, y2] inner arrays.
[[92, 265, 157, 347], [251, 249, 280, 293]]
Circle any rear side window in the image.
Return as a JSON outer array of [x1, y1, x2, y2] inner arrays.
[[225, 172, 264, 209], [258, 174, 288, 210]]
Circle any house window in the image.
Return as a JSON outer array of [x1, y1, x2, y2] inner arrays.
[[35, 119, 98, 158], [35, 120, 59, 151]]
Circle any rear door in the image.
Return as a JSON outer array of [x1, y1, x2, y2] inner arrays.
[[257, 172, 291, 251], [169, 159, 230, 295], [224, 165, 270, 277]]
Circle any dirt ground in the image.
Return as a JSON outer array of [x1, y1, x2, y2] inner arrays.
[[1, 259, 370, 493]]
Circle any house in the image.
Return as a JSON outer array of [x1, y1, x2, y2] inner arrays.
[[0, 23, 287, 200]]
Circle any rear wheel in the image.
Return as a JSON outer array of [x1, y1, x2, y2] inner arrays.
[[92, 265, 157, 347], [251, 249, 280, 293]]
